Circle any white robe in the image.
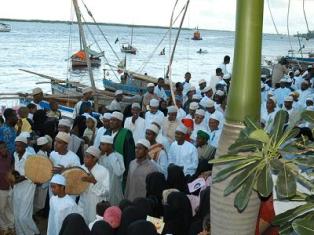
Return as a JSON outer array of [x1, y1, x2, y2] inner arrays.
[[145, 111, 165, 128], [78, 163, 110, 224], [154, 85, 168, 101], [47, 195, 81, 235], [168, 141, 198, 176], [93, 127, 107, 148], [176, 108, 187, 121], [124, 116, 146, 143], [208, 129, 222, 148], [13, 151, 39, 235], [99, 152, 125, 205], [50, 150, 80, 168], [191, 120, 208, 142], [109, 99, 122, 111]]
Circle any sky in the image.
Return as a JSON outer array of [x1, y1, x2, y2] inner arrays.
[[0, 0, 313, 34]]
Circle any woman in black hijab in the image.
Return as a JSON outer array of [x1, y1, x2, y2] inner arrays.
[[127, 220, 158, 235], [167, 165, 188, 193], [163, 192, 192, 235], [91, 221, 114, 235], [146, 172, 167, 217], [116, 206, 144, 235], [59, 213, 90, 235]]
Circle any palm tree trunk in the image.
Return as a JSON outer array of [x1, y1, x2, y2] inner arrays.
[[210, 0, 264, 234]]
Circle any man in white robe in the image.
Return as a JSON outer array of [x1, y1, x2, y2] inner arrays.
[[47, 174, 81, 235], [93, 113, 112, 148], [273, 78, 291, 107], [209, 68, 224, 93], [99, 135, 125, 205], [207, 114, 222, 148], [154, 78, 168, 101], [79, 146, 110, 224], [144, 99, 164, 127], [109, 90, 123, 111], [162, 106, 180, 144], [168, 124, 198, 176], [13, 136, 39, 235], [72, 87, 94, 118], [191, 109, 208, 142], [124, 103, 146, 143]]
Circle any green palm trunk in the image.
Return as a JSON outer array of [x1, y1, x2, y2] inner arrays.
[[210, 0, 264, 234]]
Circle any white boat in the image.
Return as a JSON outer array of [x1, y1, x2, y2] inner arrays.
[[0, 23, 11, 32], [120, 26, 137, 54]]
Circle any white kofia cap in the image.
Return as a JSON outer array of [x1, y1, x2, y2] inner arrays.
[[131, 103, 141, 109], [294, 70, 300, 76], [111, 111, 124, 121], [102, 113, 112, 120], [261, 74, 267, 78], [32, 87, 43, 95], [176, 124, 188, 134], [55, 132, 70, 144], [209, 114, 220, 122], [147, 83, 155, 88], [150, 99, 159, 107], [167, 105, 177, 113], [201, 85, 212, 93], [115, 90, 123, 96], [269, 96, 277, 104], [146, 124, 160, 135], [189, 86, 196, 92], [306, 97, 313, 102], [280, 78, 286, 82], [137, 139, 151, 149], [284, 96, 293, 102], [192, 94, 200, 100], [51, 174, 66, 186], [37, 136, 48, 146], [195, 109, 205, 116], [189, 102, 199, 111], [100, 135, 114, 144], [86, 146, 101, 159], [215, 90, 225, 97], [58, 119, 72, 128], [308, 65, 313, 69], [15, 135, 27, 144], [82, 87, 94, 94], [198, 79, 206, 85], [223, 74, 231, 80], [19, 132, 31, 139]]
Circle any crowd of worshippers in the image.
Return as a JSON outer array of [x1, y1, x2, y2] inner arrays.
[[0, 54, 314, 235]]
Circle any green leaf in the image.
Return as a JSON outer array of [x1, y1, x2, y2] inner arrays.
[[249, 129, 270, 143], [292, 212, 314, 235], [234, 173, 255, 212], [228, 139, 263, 154], [239, 116, 261, 139], [279, 223, 294, 235], [301, 110, 314, 123], [270, 159, 283, 174], [296, 174, 314, 192], [257, 164, 273, 197], [208, 154, 261, 164], [293, 157, 314, 168], [273, 203, 314, 225], [270, 110, 289, 143], [276, 163, 297, 199], [223, 162, 258, 196], [212, 160, 257, 183]]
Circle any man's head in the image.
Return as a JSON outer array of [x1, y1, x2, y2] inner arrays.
[[167, 106, 177, 121], [115, 90, 123, 102], [131, 103, 141, 119], [32, 87, 44, 103], [145, 124, 159, 143], [15, 136, 27, 155], [37, 136, 50, 152], [100, 135, 114, 154], [216, 68, 223, 77], [58, 119, 72, 133], [208, 115, 220, 131], [54, 132, 70, 154], [284, 96, 293, 110], [147, 83, 155, 93], [50, 174, 66, 196], [198, 79, 206, 90], [86, 117, 97, 130], [110, 112, 123, 131], [175, 124, 188, 143], [196, 130, 209, 147], [27, 103, 37, 114], [82, 87, 94, 100], [49, 100, 59, 112], [306, 98, 314, 107], [223, 55, 230, 64], [184, 72, 191, 82], [84, 146, 101, 168], [101, 113, 112, 129], [157, 77, 165, 87], [194, 109, 205, 125], [189, 102, 199, 117], [175, 82, 183, 93], [202, 86, 213, 99], [3, 108, 18, 127], [301, 81, 310, 91], [96, 200, 111, 217], [266, 97, 276, 112], [18, 107, 29, 119], [135, 139, 150, 160], [149, 99, 159, 114]]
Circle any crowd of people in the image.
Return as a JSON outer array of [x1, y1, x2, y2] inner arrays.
[[0, 55, 314, 235]]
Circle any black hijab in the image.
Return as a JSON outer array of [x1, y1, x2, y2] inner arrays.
[[163, 192, 192, 235], [127, 220, 158, 235], [116, 206, 144, 235], [132, 197, 153, 217], [59, 213, 90, 235], [91, 221, 114, 235], [167, 165, 188, 193]]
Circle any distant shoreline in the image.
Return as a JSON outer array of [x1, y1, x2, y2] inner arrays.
[[0, 17, 235, 34]]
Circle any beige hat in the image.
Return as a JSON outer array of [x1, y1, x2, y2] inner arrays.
[[189, 102, 199, 111], [176, 124, 188, 134], [86, 146, 101, 159], [111, 111, 124, 121], [115, 90, 123, 96], [131, 103, 141, 109], [209, 114, 220, 122], [284, 96, 293, 102], [137, 139, 151, 149], [192, 94, 200, 100], [215, 90, 225, 97], [58, 119, 72, 128], [201, 85, 212, 93], [82, 87, 94, 94], [15, 135, 27, 144], [37, 137, 48, 146], [195, 109, 205, 116], [147, 83, 155, 88], [167, 106, 177, 113], [100, 135, 114, 144], [146, 124, 160, 135], [44, 135, 53, 145], [32, 87, 43, 96], [198, 79, 206, 85], [55, 132, 70, 144], [150, 99, 159, 107]]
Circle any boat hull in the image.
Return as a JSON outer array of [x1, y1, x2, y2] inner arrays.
[[71, 58, 101, 68], [286, 56, 314, 70]]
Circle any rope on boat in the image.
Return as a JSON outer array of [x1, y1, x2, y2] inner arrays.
[[266, 0, 280, 35], [303, 0, 310, 34], [287, 0, 293, 51]]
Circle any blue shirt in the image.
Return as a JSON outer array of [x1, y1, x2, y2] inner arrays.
[[0, 123, 17, 155]]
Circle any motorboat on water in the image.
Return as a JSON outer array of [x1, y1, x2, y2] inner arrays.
[[196, 49, 208, 54], [0, 23, 11, 32]]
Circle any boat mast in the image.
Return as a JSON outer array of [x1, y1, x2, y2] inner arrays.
[[72, 0, 98, 110], [131, 26, 134, 46]]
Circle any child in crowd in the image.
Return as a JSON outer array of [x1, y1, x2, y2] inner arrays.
[[47, 100, 61, 119], [83, 116, 98, 146], [88, 200, 111, 230]]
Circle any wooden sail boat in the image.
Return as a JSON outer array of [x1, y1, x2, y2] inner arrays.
[[191, 27, 202, 40], [120, 26, 137, 54]]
